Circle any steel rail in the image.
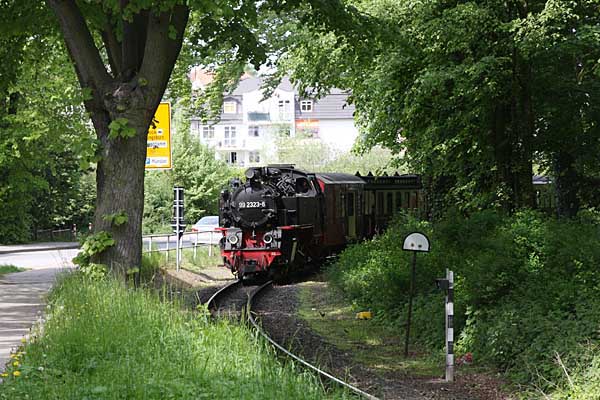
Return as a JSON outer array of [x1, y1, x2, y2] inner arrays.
[[206, 280, 242, 312], [247, 281, 380, 400]]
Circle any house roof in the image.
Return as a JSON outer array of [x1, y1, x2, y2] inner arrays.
[[296, 93, 355, 120], [229, 76, 294, 95]]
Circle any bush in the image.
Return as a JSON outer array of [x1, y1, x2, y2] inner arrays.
[[328, 209, 600, 392]]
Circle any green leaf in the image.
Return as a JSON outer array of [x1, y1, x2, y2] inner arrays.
[[168, 24, 177, 40]]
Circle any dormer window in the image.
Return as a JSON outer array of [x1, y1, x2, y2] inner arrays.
[[223, 101, 237, 114], [300, 100, 313, 112]]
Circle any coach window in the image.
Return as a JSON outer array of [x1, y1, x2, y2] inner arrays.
[[386, 193, 393, 215], [405, 192, 410, 208], [377, 192, 384, 215], [395, 192, 402, 211]]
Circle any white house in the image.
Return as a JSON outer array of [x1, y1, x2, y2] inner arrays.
[[190, 73, 359, 167]]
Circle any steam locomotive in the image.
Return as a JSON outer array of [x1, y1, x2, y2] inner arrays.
[[218, 165, 422, 280]]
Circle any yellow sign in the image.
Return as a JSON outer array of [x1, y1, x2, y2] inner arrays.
[[145, 102, 172, 169]]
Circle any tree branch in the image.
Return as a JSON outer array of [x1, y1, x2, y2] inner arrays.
[[101, 19, 123, 78], [45, 0, 112, 92], [121, 0, 148, 80], [139, 5, 189, 105]]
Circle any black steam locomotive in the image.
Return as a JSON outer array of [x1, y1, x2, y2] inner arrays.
[[218, 165, 422, 280]]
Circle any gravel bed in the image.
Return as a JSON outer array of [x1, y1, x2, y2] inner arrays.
[[253, 283, 512, 400]]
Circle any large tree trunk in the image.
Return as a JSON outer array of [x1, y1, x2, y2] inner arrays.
[[90, 105, 152, 274], [46, 0, 189, 276], [553, 151, 580, 218]]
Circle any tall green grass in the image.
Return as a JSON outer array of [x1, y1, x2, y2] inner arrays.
[[0, 274, 349, 399]]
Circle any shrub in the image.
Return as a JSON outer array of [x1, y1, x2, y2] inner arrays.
[[328, 209, 600, 392]]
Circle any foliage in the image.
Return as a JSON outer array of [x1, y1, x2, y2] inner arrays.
[[0, 265, 25, 276], [271, 131, 401, 174], [0, 274, 349, 399], [275, 0, 600, 216], [107, 118, 137, 139], [72, 231, 115, 267], [0, 29, 96, 243], [78, 263, 108, 281], [328, 210, 600, 391], [102, 211, 128, 227]]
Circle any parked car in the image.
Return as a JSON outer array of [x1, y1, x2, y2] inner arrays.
[[191, 216, 220, 245]]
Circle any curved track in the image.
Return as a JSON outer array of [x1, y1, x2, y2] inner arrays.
[[207, 280, 378, 400]]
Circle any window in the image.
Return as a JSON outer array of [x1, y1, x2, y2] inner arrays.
[[278, 99, 291, 119], [224, 126, 236, 147], [387, 193, 393, 215], [395, 192, 402, 211], [248, 125, 260, 137], [229, 152, 237, 164], [223, 101, 237, 114], [202, 126, 215, 139], [300, 100, 313, 112], [249, 151, 260, 163], [377, 192, 384, 215], [191, 121, 200, 135]]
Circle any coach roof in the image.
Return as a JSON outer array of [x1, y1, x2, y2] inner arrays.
[[316, 173, 366, 185]]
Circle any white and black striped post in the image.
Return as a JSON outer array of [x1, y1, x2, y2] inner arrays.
[[445, 269, 454, 382], [172, 186, 185, 271]]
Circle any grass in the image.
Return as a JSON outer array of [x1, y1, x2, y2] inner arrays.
[[0, 273, 350, 399], [0, 264, 25, 276], [297, 280, 446, 378]]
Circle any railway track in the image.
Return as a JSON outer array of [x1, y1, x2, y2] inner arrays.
[[206, 280, 379, 400]]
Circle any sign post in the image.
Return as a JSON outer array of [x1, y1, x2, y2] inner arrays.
[[436, 269, 455, 381], [145, 102, 172, 170], [402, 232, 430, 357], [171, 186, 185, 271]]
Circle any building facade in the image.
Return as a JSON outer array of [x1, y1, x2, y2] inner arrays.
[[190, 74, 358, 167]]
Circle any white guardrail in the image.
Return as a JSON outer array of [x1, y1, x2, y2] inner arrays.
[[142, 229, 220, 261]]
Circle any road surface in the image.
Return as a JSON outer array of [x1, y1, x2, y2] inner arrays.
[[0, 247, 76, 375]]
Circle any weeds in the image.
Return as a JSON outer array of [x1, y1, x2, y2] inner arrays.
[[0, 264, 25, 276], [0, 273, 349, 399]]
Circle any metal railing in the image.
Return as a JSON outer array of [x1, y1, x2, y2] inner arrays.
[[142, 228, 221, 263]]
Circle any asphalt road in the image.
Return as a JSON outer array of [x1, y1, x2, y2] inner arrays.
[[0, 247, 76, 375], [0, 248, 79, 269]]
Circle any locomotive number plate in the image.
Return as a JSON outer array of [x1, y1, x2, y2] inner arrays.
[[238, 201, 266, 209]]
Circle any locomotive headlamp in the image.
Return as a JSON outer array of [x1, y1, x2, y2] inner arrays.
[[227, 234, 239, 245], [263, 233, 274, 244]]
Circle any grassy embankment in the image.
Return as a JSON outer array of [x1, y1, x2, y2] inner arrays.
[[298, 281, 443, 377], [0, 271, 350, 399], [0, 265, 25, 276], [312, 210, 600, 399]]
